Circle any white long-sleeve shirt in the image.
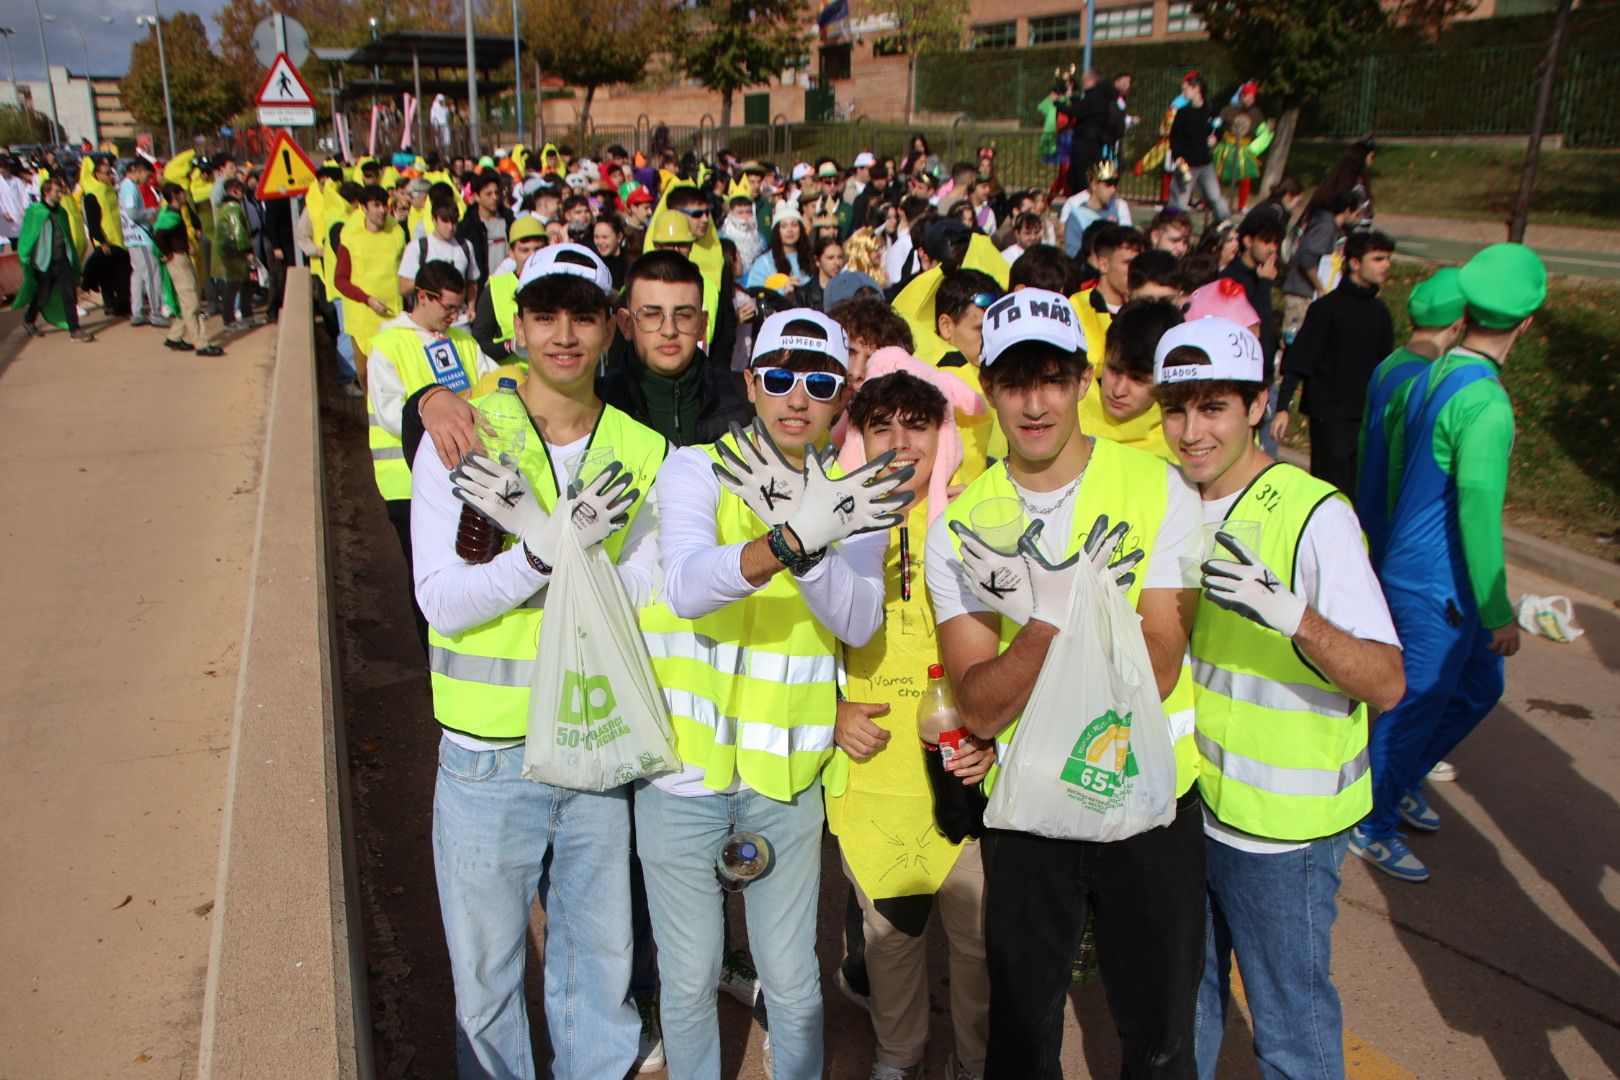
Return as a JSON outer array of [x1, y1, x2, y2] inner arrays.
[[365, 313, 501, 439], [656, 445, 887, 647]]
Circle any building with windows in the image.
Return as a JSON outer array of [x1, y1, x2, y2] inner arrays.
[[1, 66, 136, 148]]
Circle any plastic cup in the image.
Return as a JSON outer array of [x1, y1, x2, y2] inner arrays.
[[1204, 519, 1261, 561], [970, 497, 1029, 554], [566, 446, 616, 495]]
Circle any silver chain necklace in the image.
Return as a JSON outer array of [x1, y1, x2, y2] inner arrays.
[[1016, 470, 1084, 516]]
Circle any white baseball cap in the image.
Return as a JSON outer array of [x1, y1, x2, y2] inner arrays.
[[853, 151, 876, 168], [751, 308, 850, 371], [517, 242, 614, 295], [980, 288, 1084, 368], [1153, 316, 1265, 384], [790, 162, 813, 182]]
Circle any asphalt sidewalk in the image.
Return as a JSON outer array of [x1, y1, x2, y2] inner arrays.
[[1378, 213, 1620, 281]]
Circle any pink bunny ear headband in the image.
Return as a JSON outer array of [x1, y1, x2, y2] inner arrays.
[[837, 347, 987, 525]]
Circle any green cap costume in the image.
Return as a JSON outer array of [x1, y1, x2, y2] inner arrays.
[[1407, 267, 1466, 329], [1458, 242, 1547, 329]]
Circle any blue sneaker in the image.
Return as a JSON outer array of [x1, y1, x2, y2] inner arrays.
[[1350, 827, 1430, 883], [1399, 790, 1441, 832]]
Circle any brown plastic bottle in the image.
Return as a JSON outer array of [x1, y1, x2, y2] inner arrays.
[[455, 505, 504, 563]]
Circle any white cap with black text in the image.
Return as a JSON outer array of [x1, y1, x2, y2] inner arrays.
[[1153, 316, 1265, 385], [517, 242, 614, 296], [751, 308, 850, 371], [980, 288, 1084, 368]]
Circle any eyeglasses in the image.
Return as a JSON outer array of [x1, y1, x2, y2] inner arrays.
[[632, 304, 704, 335], [970, 292, 997, 309], [674, 207, 709, 219], [418, 291, 466, 316], [753, 366, 846, 402]]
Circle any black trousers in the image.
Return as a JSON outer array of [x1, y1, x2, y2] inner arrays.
[[384, 498, 429, 655], [1307, 415, 1362, 503], [981, 789, 1206, 1080], [25, 258, 80, 332], [88, 244, 131, 316]]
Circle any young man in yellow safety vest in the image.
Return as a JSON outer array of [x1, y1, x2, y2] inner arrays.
[[638, 309, 912, 1080], [407, 244, 669, 1079], [926, 287, 1204, 1078], [468, 215, 546, 363], [1151, 315, 1405, 1080], [1077, 297, 1183, 462], [826, 359, 995, 1080], [366, 260, 496, 651]]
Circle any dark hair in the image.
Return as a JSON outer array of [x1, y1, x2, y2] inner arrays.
[[1092, 224, 1145, 260], [359, 183, 389, 206], [1269, 175, 1304, 199], [935, 268, 1001, 324], [472, 169, 501, 194], [1179, 251, 1222, 293], [1154, 377, 1266, 413], [432, 201, 458, 223], [415, 260, 468, 297], [869, 163, 888, 181], [215, 153, 235, 168], [516, 257, 614, 316], [160, 181, 184, 201], [1009, 244, 1080, 294], [1307, 140, 1374, 216], [769, 216, 812, 276], [665, 186, 709, 210], [337, 180, 364, 205], [317, 165, 344, 182], [849, 371, 949, 431], [1014, 211, 1041, 233], [561, 193, 590, 213], [753, 316, 843, 375], [950, 161, 977, 181], [813, 234, 844, 261], [1236, 213, 1285, 244], [899, 195, 931, 224], [625, 249, 704, 298], [1148, 209, 1192, 241], [1345, 229, 1395, 263], [1105, 299, 1183, 378], [596, 213, 624, 235], [1194, 220, 1236, 257], [223, 178, 245, 197], [980, 341, 1087, 392], [1127, 249, 1181, 293], [830, 297, 914, 352]]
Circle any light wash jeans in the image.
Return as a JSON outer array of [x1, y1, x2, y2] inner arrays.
[[1170, 163, 1233, 223], [1193, 830, 1351, 1080], [334, 300, 357, 383], [634, 779, 825, 1080], [432, 736, 640, 1080]]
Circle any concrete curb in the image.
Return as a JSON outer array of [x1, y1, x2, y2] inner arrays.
[[1276, 445, 1619, 601], [196, 270, 371, 1079]]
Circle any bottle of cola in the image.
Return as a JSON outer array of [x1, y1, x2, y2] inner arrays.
[[918, 663, 986, 843]]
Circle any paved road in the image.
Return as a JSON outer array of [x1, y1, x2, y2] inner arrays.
[[1393, 233, 1620, 281], [318, 338, 1620, 1079]]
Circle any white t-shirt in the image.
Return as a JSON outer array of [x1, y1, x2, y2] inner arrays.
[[650, 446, 888, 797], [410, 430, 662, 753], [1196, 485, 1401, 854], [483, 214, 508, 278], [398, 233, 481, 284], [882, 230, 914, 287], [924, 454, 1203, 627], [1001, 243, 1027, 267]]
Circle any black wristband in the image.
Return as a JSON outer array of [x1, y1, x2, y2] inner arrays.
[[767, 524, 826, 578], [522, 542, 552, 576]]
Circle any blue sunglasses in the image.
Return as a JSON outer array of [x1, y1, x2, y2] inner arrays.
[[754, 367, 846, 402]]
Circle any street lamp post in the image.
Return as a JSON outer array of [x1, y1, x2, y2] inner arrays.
[[42, 15, 113, 146], [511, 0, 522, 144], [464, 0, 479, 155], [135, 7, 175, 157], [0, 28, 19, 110], [29, 0, 62, 145]]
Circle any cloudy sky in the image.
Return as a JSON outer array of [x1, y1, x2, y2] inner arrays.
[[3, 0, 232, 80]]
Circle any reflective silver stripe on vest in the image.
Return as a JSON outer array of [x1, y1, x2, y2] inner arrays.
[[430, 645, 533, 688], [643, 629, 837, 686], [663, 688, 836, 758], [1196, 731, 1369, 798], [372, 445, 406, 461], [1192, 657, 1352, 718]]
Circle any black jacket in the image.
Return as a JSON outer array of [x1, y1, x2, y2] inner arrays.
[[1278, 279, 1394, 421], [596, 349, 754, 448], [1062, 84, 1127, 153], [1170, 103, 1216, 168], [456, 205, 515, 281]]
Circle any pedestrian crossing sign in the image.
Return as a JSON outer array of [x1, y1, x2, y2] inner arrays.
[[255, 53, 315, 107], [257, 131, 317, 200]]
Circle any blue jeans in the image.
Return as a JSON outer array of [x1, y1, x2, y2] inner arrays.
[[1194, 830, 1351, 1080], [432, 736, 640, 1080], [634, 779, 825, 1080], [335, 300, 357, 383]]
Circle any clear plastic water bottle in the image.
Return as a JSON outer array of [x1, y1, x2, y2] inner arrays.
[[716, 831, 772, 891], [456, 377, 529, 564]]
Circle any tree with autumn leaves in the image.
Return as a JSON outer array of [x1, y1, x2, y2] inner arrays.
[[121, 12, 248, 139]]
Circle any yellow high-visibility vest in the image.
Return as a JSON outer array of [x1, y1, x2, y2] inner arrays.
[[366, 324, 483, 500], [1192, 462, 1371, 840]]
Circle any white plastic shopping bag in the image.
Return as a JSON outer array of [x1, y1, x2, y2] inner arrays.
[[984, 556, 1178, 842], [1516, 594, 1584, 644], [523, 525, 680, 790]]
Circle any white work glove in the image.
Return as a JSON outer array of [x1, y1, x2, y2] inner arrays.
[[950, 520, 1075, 629], [784, 448, 914, 553], [451, 454, 638, 566], [1202, 531, 1306, 637], [712, 419, 808, 526], [1082, 514, 1145, 593]]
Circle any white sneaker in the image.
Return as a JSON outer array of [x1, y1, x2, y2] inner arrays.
[[869, 1062, 924, 1080], [762, 1033, 773, 1080], [633, 998, 664, 1073], [1428, 760, 1458, 782], [718, 948, 760, 1005]]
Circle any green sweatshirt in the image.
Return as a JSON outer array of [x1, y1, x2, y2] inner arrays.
[[637, 356, 708, 446]]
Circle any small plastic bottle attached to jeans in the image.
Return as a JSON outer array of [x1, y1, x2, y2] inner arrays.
[[716, 831, 772, 892]]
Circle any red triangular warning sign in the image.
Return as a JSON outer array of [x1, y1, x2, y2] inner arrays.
[[257, 131, 318, 199], [255, 53, 315, 108]]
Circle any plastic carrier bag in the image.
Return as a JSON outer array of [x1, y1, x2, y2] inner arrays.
[[1517, 594, 1584, 644], [983, 555, 1178, 842], [523, 525, 680, 791]]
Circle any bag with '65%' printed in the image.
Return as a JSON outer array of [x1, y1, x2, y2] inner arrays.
[[983, 554, 1177, 842], [524, 523, 680, 791]]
